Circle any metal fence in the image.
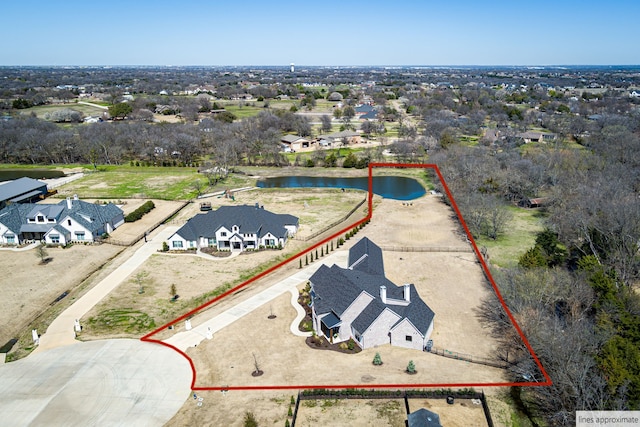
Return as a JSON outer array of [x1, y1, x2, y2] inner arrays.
[[428, 346, 509, 369]]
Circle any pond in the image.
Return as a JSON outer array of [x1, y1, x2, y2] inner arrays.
[[256, 175, 426, 200], [0, 169, 65, 182]]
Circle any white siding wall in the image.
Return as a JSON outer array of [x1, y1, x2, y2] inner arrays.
[[215, 226, 231, 249], [59, 216, 94, 242], [0, 224, 14, 245], [361, 309, 401, 349], [44, 230, 68, 246], [336, 293, 373, 342], [284, 224, 297, 236], [390, 319, 426, 351], [168, 234, 189, 250]]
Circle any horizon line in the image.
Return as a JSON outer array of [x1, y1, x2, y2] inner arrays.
[[2, 64, 640, 68]]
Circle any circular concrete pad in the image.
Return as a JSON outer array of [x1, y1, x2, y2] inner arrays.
[[0, 340, 192, 426]]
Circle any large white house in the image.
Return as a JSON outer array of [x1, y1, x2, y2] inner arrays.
[[309, 237, 435, 351], [167, 204, 298, 252], [0, 196, 124, 246]]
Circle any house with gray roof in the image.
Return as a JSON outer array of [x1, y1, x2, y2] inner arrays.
[[0, 195, 124, 245], [0, 177, 48, 209], [167, 204, 298, 252], [309, 237, 435, 351]]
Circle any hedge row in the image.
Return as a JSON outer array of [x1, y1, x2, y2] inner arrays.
[[125, 201, 155, 222]]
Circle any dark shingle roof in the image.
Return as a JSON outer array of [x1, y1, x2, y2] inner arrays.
[[311, 238, 435, 336], [0, 199, 123, 237], [175, 205, 298, 241], [348, 236, 385, 276]]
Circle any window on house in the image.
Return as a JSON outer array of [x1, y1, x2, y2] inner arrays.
[[37, 215, 45, 223], [172, 241, 183, 248], [221, 232, 227, 237], [68, 219, 72, 226], [405, 335, 412, 342], [50, 234, 60, 244], [75, 232, 85, 241], [6, 234, 15, 244]]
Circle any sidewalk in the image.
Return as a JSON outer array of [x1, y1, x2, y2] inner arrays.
[[164, 250, 349, 351], [33, 225, 179, 353]]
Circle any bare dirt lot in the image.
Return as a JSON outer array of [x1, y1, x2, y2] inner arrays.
[[165, 194, 512, 426], [0, 244, 123, 347]]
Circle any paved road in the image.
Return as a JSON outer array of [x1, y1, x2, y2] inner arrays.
[[0, 340, 191, 427]]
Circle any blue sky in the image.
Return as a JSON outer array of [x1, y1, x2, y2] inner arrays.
[[2, 0, 639, 66]]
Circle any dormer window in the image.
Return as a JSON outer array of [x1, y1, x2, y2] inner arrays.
[[37, 215, 45, 223]]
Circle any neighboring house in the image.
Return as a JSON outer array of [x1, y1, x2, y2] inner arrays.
[[518, 131, 556, 143], [0, 177, 48, 209], [167, 204, 299, 252], [281, 135, 312, 152], [355, 104, 378, 120], [317, 130, 362, 147], [0, 196, 124, 245], [309, 237, 435, 351], [519, 197, 547, 209]]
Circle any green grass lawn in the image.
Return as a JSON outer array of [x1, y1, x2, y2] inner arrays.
[[56, 165, 254, 200], [476, 206, 546, 267]]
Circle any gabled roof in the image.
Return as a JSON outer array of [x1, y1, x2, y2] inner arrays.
[[0, 199, 123, 237], [0, 204, 33, 234], [173, 205, 298, 241], [348, 236, 385, 276], [26, 204, 64, 220], [64, 200, 124, 234]]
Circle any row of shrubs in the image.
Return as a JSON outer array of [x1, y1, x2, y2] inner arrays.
[[124, 201, 155, 222]]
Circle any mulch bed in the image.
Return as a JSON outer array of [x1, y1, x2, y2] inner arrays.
[[305, 335, 362, 355]]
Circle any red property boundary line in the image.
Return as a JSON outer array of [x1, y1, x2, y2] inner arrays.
[[141, 163, 552, 391]]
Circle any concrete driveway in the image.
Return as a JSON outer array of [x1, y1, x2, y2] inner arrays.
[[0, 339, 192, 427]]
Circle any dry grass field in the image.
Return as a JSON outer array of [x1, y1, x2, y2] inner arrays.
[[0, 244, 123, 348]]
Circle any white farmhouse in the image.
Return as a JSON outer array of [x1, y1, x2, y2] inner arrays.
[[0, 196, 124, 245], [167, 204, 298, 252]]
